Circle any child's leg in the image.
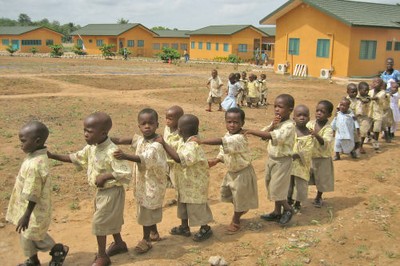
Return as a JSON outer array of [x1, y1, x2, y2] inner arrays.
[[359, 137, 366, 153], [149, 224, 162, 241], [313, 191, 323, 208], [106, 233, 128, 256], [333, 152, 340, 160], [143, 225, 152, 242], [96, 235, 107, 257], [287, 175, 295, 205], [232, 211, 247, 225]]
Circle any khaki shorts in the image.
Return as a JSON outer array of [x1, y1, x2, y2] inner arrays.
[[177, 202, 213, 227], [358, 116, 371, 138], [93, 186, 125, 236], [372, 119, 382, 133], [20, 233, 55, 257], [289, 175, 308, 202], [220, 165, 258, 212], [309, 157, 334, 192], [265, 156, 292, 201], [137, 204, 163, 226], [247, 97, 259, 104], [207, 95, 221, 104]]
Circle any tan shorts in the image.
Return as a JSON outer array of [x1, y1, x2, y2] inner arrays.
[[265, 156, 292, 201], [372, 119, 382, 133], [221, 165, 258, 212], [177, 202, 213, 227], [382, 109, 394, 129], [310, 157, 334, 192], [207, 95, 221, 104], [358, 116, 371, 138], [289, 175, 308, 202], [247, 97, 259, 104], [137, 204, 163, 226], [20, 233, 55, 257], [92, 186, 125, 236]]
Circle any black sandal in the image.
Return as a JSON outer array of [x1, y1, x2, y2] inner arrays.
[[193, 226, 213, 242], [170, 225, 191, 237], [49, 243, 69, 266], [18, 258, 40, 266]]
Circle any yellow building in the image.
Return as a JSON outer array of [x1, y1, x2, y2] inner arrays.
[[71, 23, 158, 57], [0, 26, 63, 53], [260, 0, 400, 78], [188, 25, 268, 61], [152, 30, 189, 56]]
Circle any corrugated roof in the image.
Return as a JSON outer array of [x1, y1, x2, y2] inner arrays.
[[189, 25, 266, 36], [260, 0, 400, 29], [71, 23, 157, 36], [0, 26, 43, 35], [153, 30, 190, 38], [258, 27, 276, 36]]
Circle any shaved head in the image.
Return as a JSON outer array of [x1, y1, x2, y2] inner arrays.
[[178, 114, 199, 137], [166, 105, 184, 119], [20, 121, 49, 142], [85, 112, 112, 132]]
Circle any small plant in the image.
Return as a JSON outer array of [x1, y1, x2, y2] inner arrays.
[[30, 47, 38, 54], [49, 44, 64, 57], [118, 48, 131, 59], [157, 47, 180, 62], [99, 44, 116, 59], [6, 45, 18, 56], [69, 199, 80, 210], [72, 45, 87, 55], [227, 54, 242, 63]]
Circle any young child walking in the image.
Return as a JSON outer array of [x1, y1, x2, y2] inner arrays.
[[355, 82, 372, 154], [113, 108, 168, 254], [198, 107, 258, 233], [237, 71, 248, 107], [287, 105, 313, 213], [246, 94, 296, 225], [221, 73, 242, 111], [7, 121, 68, 266], [331, 98, 360, 160], [246, 74, 260, 108], [206, 69, 223, 112], [158, 114, 214, 242], [369, 77, 387, 152], [48, 112, 131, 266], [259, 74, 268, 106], [307, 101, 334, 208]]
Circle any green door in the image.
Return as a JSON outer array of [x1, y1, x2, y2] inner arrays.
[[11, 40, 19, 50]]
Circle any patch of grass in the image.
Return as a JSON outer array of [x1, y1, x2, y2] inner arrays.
[[69, 199, 80, 210], [367, 195, 388, 211]]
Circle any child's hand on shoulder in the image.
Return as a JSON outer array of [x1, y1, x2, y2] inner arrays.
[[191, 136, 201, 144], [113, 149, 127, 160], [208, 158, 220, 168], [154, 135, 165, 145], [95, 174, 109, 188]]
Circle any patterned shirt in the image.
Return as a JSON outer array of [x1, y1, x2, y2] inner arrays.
[[6, 148, 52, 241], [263, 119, 296, 158], [216, 132, 251, 173], [259, 80, 267, 94], [70, 137, 132, 189], [306, 120, 334, 158], [247, 80, 260, 98], [355, 95, 371, 117], [345, 96, 358, 112], [163, 126, 184, 181], [291, 134, 313, 181], [208, 76, 223, 97], [331, 111, 359, 140], [368, 89, 387, 120], [176, 136, 210, 204], [131, 134, 168, 209]]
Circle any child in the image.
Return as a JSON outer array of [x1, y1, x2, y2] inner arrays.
[[237, 71, 248, 107], [7, 121, 68, 266], [288, 105, 313, 213], [221, 73, 242, 111], [345, 83, 358, 112], [158, 114, 214, 242], [206, 69, 223, 112], [369, 77, 387, 152], [246, 94, 296, 225], [355, 82, 372, 154], [307, 101, 334, 208], [48, 112, 132, 265], [113, 108, 168, 254], [247, 74, 260, 108], [198, 107, 258, 233], [259, 74, 268, 106], [331, 98, 360, 160], [389, 81, 400, 137]]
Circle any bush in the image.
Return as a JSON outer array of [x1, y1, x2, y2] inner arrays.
[[72, 45, 87, 55], [157, 47, 181, 62], [213, 56, 228, 62], [118, 48, 131, 59], [99, 44, 115, 59], [30, 47, 38, 54], [49, 44, 64, 57], [227, 54, 242, 63], [6, 45, 18, 56]]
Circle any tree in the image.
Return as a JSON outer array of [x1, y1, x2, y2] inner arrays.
[[6, 45, 18, 56], [117, 18, 129, 24], [18, 13, 32, 25], [157, 47, 180, 62], [152, 26, 171, 30], [99, 44, 115, 59], [49, 44, 64, 57]]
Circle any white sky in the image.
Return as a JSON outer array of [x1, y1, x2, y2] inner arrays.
[[0, 0, 398, 29]]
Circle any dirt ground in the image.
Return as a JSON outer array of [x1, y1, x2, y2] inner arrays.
[[0, 57, 399, 266]]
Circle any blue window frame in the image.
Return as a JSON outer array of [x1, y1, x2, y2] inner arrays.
[[2, 39, 9, 46], [288, 38, 299, 55], [238, 44, 247, 52], [316, 39, 330, 58], [198, 42, 203, 50], [191, 41, 195, 49], [223, 43, 229, 52], [206, 42, 211, 50], [21, 40, 42, 46], [138, 40, 144, 47], [215, 43, 219, 51], [386, 41, 392, 51], [359, 40, 377, 60], [96, 40, 103, 46], [153, 43, 160, 50], [395, 42, 400, 51], [127, 40, 134, 47]]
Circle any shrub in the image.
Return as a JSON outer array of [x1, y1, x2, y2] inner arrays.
[[49, 44, 64, 57], [72, 45, 87, 55], [213, 56, 228, 62], [99, 44, 115, 59], [227, 54, 242, 63], [157, 47, 181, 62], [6, 45, 18, 56], [118, 48, 131, 59], [30, 47, 38, 54]]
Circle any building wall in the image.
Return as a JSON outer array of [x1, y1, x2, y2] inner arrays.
[[274, 3, 352, 77], [0, 28, 63, 53], [152, 37, 189, 56]]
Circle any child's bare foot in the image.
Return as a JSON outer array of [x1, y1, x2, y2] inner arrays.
[[205, 109, 211, 112], [226, 222, 240, 234], [359, 147, 366, 154]]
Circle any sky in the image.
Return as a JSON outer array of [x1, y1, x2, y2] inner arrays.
[[0, 0, 399, 30]]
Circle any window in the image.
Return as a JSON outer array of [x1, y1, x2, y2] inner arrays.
[[215, 43, 219, 51], [238, 44, 247, 52], [138, 40, 144, 47], [395, 42, 400, 51], [21, 40, 42, 46], [162, 43, 169, 48], [206, 42, 211, 50], [386, 41, 393, 51], [89, 39, 93, 43], [77, 39, 83, 46], [2, 39, 9, 46], [223, 43, 229, 52], [359, 40, 377, 60], [180, 43, 187, 50], [172, 43, 179, 50], [127, 40, 134, 47], [198, 42, 203, 49], [153, 43, 160, 50], [316, 39, 330, 58], [288, 38, 300, 55], [46, 39, 54, 46], [96, 40, 103, 46], [191, 41, 195, 49]]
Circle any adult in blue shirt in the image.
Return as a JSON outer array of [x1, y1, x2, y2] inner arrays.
[[381, 58, 400, 92]]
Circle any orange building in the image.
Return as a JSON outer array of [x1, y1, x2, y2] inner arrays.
[[260, 0, 400, 78], [71, 23, 158, 57], [152, 30, 189, 56], [188, 25, 268, 61], [0, 26, 63, 53]]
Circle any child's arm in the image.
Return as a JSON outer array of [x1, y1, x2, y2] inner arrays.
[[199, 138, 223, 145], [47, 151, 72, 163], [111, 136, 133, 145], [155, 136, 181, 163], [16, 201, 36, 233], [114, 149, 141, 163], [208, 158, 222, 167], [245, 129, 272, 139]]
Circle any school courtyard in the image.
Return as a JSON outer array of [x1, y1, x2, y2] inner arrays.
[[0, 57, 399, 265]]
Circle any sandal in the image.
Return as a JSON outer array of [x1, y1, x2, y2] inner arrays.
[[170, 225, 191, 237], [18, 258, 41, 266], [150, 231, 162, 242], [134, 239, 152, 254], [226, 222, 240, 234], [92, 255, 111, 266], [49, 243, 69, 266], [106, 241, 128, 257], [193, 226, 213, 242]]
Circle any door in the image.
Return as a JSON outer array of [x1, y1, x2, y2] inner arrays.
[[11, 40, 19, 50]]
